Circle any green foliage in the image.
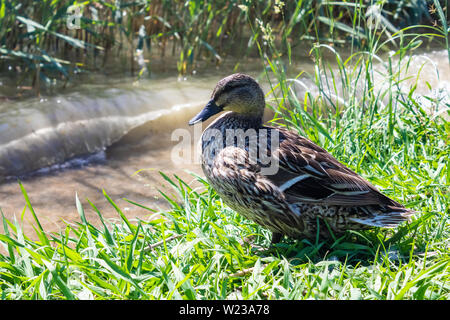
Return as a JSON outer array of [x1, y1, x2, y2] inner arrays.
[[0, 0, 447, 90]]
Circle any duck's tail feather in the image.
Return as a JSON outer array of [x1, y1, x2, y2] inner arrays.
[[349, 205, 414, 228]]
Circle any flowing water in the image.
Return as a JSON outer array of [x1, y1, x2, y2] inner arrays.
[[0, 74, 218, 234], [0, 50, 448, 236]]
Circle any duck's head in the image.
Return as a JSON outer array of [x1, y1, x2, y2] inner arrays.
[[188, 73, 265, 126]]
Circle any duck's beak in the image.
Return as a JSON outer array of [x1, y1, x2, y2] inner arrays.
[[188, 99, 222, 126]]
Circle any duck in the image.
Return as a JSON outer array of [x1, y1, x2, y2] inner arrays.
[[188, 73, 413, 243]]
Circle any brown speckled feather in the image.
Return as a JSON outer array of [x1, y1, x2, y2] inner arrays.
[[270, 127, 402, 207]]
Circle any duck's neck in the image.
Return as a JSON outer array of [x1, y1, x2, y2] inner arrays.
[[208, 111, 263, 131]]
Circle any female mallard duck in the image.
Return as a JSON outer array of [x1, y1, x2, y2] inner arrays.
[[189, 73, 412, 243]]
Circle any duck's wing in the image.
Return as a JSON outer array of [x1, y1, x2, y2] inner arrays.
[[265, 127, 402, 208]]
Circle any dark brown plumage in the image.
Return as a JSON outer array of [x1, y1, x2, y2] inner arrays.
[[189, 73, 413, 243]]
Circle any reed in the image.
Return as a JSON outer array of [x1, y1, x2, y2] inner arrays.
[[0, 0, 446, 93]]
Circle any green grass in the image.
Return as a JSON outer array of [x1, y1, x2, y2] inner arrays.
[[0, 0, 449, 300], [0, 157, 448, 299]]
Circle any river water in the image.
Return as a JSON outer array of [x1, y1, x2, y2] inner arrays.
[[0, 50, 448, 236], [0, 74, 217, 234]]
